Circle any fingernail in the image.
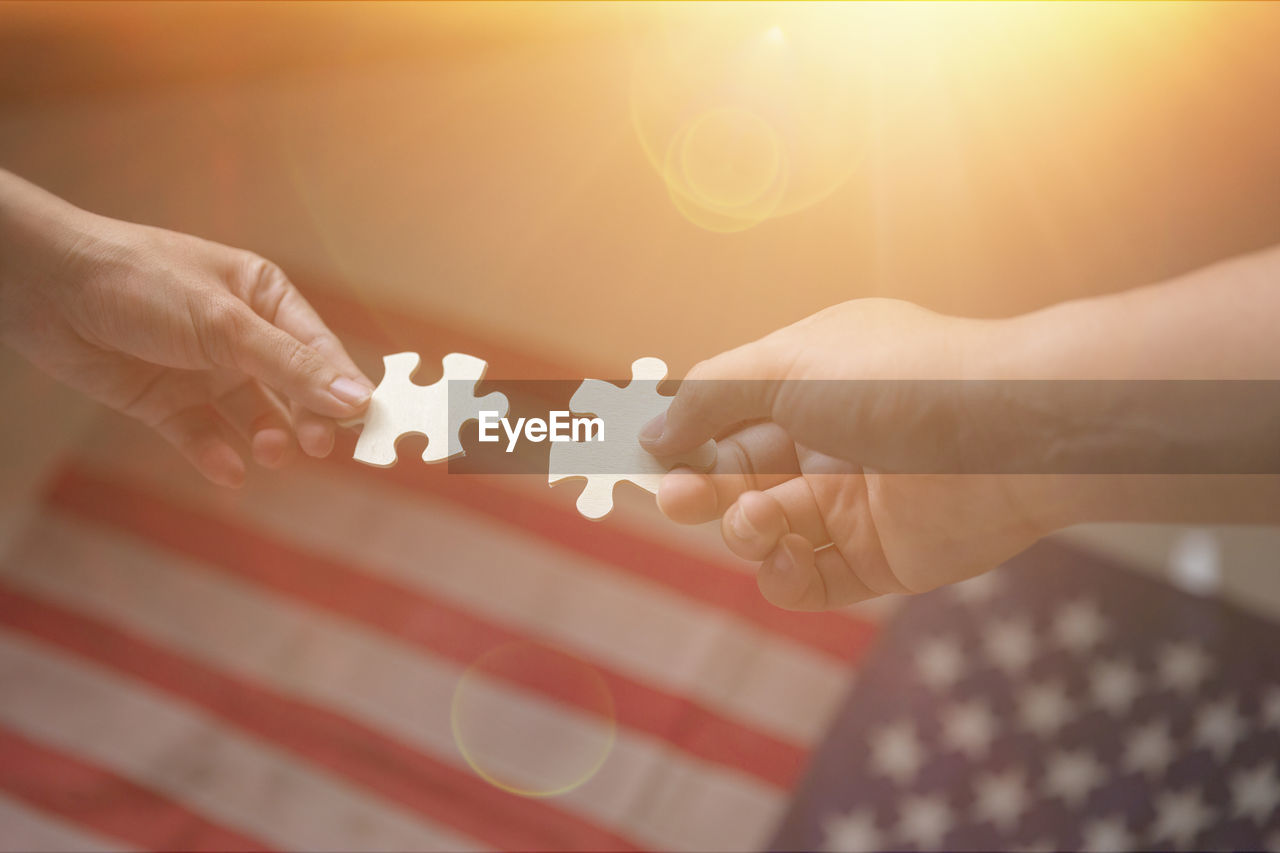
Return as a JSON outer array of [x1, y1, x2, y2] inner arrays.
[[329, 377, 371, 407], [299, 422, 334, 458], [772, 540, 797, 575], [728, 503, 759, 542], [639, 412, 666, 445]]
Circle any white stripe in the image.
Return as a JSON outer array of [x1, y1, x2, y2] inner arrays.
[[0, 630, 479, 852], [74, 433, 854, 747], [0, 795, 120, 853], [4, 514, 785, 851]]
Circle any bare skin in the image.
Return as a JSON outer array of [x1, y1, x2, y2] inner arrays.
[[642, 252, 1280, 611], [0, 169, 373, 487]]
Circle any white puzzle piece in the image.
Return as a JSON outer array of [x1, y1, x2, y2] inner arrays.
[[345, 352, 508, 467], [549, 357, 717, 519]]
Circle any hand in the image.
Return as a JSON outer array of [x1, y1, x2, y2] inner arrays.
[[640, 298, 1065, 611], [0, 171, 373, 487]]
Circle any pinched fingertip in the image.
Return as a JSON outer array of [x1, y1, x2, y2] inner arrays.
[[722, 490, 788, 562], [656, 467, 719, 524]]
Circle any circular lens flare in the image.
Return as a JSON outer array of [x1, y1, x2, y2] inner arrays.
[[680, 107, 782, 210], [660, 107, 789, 233], [631, 6, 870, 232], [450, 642, 616, 798]]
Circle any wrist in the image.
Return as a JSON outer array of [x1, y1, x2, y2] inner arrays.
[[0, 172, 100, 339], [949, 308, 1110, 533]]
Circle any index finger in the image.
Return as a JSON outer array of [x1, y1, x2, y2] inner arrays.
[[235, 255, 372, 389], [640, 338, 790, 456]]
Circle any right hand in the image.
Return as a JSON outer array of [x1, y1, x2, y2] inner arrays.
[[640, 298, 1067, 612]]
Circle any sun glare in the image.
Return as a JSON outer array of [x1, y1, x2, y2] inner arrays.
[[629, 1, 1201, 233]]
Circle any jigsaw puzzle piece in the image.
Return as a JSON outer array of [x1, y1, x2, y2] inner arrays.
[[436, 353, 509, 462], [549, 357, 717, 519], [350, 351, 506, 467]]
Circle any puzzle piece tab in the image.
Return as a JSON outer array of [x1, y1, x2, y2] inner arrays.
[[549, 357, 717, 519], [347, 352, 508, 467]]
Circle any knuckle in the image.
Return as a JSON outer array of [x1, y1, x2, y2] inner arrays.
[[242, 253, 281, 288], [721, 437, 754, 483], [284, 339, 327, 381], [199, 298, 250, 362], [306, 329, 338, 354], [238, 253, 290, 313], [684, 359, 714, 384]]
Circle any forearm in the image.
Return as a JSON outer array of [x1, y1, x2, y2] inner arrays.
[[1003, 245, 1280, 380], [994, 246, 1280, 526]]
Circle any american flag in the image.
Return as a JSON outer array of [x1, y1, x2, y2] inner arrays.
[[0, 287, 881, 852], [770, 539, 1280, 852]]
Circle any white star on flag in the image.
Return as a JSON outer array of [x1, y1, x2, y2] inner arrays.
[[1122, 720, 1175, 778], [1261, 686, 1280, 730], [1052, 600, 1108, 652], [822, 809, 881, 852], [1150, 789, 1215, 848], [896, 795, 953, 849], [1230, 764, 1280, 824], [870, 720, 924, 786], [940, 699, 997, 759], [1089, 658, 1142, 716], [971, 768, 1029, 832], [915, 637, 965, 690], [1043, 749, 1106, 808], [1080, 815, 1135, 853], [1018, 680, 1075, 737], [983, 618, 1037, 675], [1193, 696, 1247, 760], [1157, 641, 1212, 694]]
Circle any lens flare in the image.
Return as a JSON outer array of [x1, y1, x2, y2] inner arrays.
[[630, 2, 1201, 233], [630, 5, 869, 232], [681, 107, 781, 211], [659, 106, 789, 233], [450, 642, 616, 798]]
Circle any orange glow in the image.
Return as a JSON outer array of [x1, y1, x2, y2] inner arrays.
[[629, 1, 1202, 232]]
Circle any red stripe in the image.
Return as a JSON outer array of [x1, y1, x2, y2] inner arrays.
[[47, 465, 810, 790], [0, 585, 637, 852], [0, 725, 269, 852], [329, 440, 881, 665]]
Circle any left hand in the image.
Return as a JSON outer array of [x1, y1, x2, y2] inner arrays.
[[0, 170, 373, 487]]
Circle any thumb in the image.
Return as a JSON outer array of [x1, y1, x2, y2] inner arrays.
[[639, 341, 785, 456], [204, 300, 371, 418]]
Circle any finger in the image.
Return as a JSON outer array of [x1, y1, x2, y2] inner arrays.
[[212, 380, 297, 469], [291, 400, 336, 458], [656, 422, 800, 524], [757, 536, 880, 611], [813, 546, 881, 607], [639, 339, 790, 456], [756, 535, 824, 610], [152, 406, 246, 488], [721, 489, 791, 561], [233, 256, 373, 387], [722, 478, 831, 561], [230, 259, 363, 459], [198, 297, 372, 419]]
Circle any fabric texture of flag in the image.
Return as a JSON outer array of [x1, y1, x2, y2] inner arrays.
[[770, 540, 1280, 852], [0, 294, 881, 852]]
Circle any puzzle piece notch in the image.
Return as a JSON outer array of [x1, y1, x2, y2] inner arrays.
[[350, 351, 508, 467], [549, 357, 717, 519]]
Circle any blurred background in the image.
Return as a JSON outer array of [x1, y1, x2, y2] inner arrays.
[[2, 2, 1280, 850]]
